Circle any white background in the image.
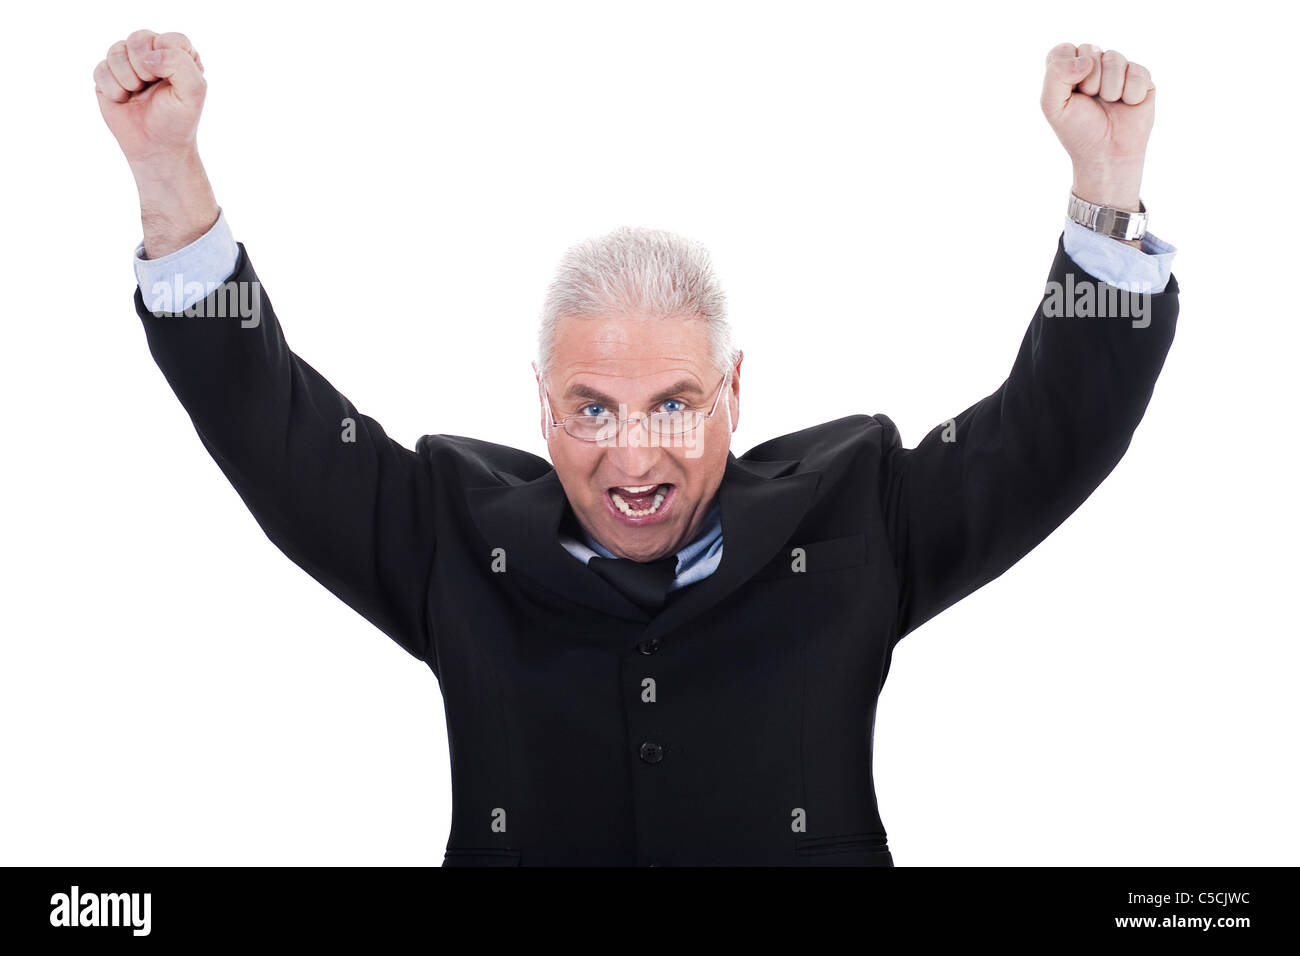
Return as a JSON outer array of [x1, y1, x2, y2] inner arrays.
[[1, 0, 1295, 866]]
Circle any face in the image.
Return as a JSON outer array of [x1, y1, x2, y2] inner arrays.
[[537, 313, 742, 562]]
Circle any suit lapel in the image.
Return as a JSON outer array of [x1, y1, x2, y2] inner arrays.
[[641, 453, 820, 641], [465, 451, 822, 632], [466, 468, 640, 621]]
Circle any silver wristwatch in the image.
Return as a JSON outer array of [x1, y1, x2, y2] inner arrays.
[[1067, 192, 1148, 242]]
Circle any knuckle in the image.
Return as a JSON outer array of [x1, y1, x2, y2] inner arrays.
[[106, 39, 126, 58], [1046, 42, 1074, 64]]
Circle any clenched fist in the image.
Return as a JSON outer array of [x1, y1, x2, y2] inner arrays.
[[95, 29, 217, 259], [95, 29, 207, 168], [1040, 42, 1156, 216]]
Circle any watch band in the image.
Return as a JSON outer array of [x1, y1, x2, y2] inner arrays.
[[1067, 192, 1148, 242]]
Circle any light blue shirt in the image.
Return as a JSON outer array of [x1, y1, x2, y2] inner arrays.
[[132, 210, 1178, 587]]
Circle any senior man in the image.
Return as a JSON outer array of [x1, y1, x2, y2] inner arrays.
[[97, 31, 1179, 866]]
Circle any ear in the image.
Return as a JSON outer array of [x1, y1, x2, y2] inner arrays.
[[533, 362, 549, 443], [728, 350, 743, 432]]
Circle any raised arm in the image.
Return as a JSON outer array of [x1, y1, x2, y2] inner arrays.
[[97, 29, 439, 664], [880, 43, 1180, 641]]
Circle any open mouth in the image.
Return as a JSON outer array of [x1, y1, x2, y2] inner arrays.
[[606, 483, 675, 521]]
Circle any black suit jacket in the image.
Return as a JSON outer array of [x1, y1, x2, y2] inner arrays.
[[132, 234, 1178, 866]]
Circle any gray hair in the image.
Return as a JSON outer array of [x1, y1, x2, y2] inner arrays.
[[535, 225, 739, 386]]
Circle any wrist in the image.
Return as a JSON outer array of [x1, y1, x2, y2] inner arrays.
[[1071, 163, 1143, 213], [130, 145, 206, 192]]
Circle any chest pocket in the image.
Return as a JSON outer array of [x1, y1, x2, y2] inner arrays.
[[748, 532, 869, 583]]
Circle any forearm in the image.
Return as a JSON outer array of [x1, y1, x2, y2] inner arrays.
[[133, 248, 438, 662], [132, 148, 219, 259], [884, 237, 1179, 638]]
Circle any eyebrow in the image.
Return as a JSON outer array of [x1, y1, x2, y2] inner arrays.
[[562, 379, 705, 408]]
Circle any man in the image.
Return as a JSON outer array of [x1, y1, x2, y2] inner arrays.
[[95, 31, 1179, 866]]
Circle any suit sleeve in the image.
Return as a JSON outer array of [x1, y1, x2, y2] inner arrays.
[[133, 241, 438, 663], [877, 231, 1179, 642]]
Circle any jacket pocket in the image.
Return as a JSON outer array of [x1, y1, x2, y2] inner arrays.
[[750, 533, 869, 582], [442, 847, 523, 867], [795, 832, 892, 866]]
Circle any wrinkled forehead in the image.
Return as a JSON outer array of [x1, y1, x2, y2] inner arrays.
[[548, 313, 715, 395]]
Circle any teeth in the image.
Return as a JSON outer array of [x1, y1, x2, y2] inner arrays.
[[611, 488, 668, 517], [616, 484, 658, 493]]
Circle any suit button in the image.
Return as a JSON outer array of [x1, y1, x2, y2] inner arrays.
[[637, 638, 660, 655], [639, 741, 663, 763]]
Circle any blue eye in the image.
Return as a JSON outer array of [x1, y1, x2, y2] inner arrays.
[[577, 399, 687, 418]]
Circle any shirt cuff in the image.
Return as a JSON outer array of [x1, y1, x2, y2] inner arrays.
[[1062, 216, 1177, 294], [134, 207, 240, 313]]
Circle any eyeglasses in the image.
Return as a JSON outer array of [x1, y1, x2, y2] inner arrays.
[[542, 372, 731, 444]]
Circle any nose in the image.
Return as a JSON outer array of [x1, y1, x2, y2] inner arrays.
[[601, 415, 665, 479]]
